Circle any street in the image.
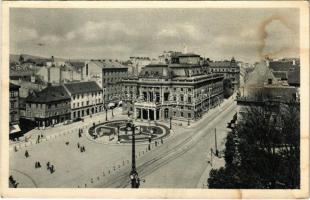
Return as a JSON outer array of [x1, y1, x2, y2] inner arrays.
[[97, 97, 237, 188], [9, 97, 237, 188]]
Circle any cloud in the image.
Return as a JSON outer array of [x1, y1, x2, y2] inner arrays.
[[156, 23, 203, 41], [40, 34, 62, 44], [10, 8, 300, 63], [68, 20, 136, 43], [11, 27, 38, 42]]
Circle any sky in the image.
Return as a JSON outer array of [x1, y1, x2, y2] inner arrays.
[[10, 8, 300, 63]]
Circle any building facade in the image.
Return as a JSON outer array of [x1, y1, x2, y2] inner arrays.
[[25, 85, 71, 128], [122, 54, 224, 122], [83, 60, 128, 104], [63, 81, 104, 119], [208, 57, 240, 91], [9, 83, 20, 126]]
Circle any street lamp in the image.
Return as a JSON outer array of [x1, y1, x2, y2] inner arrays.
[[127, 122, 141, 188]]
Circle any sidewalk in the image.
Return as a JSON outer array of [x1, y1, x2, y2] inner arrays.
[[9, 108, 125, 151]]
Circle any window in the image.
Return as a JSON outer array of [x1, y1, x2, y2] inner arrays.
[[180, 94, 184, 102], [188, 96, 192, 103], [86, 64, 89, 76], [164, 93, 169, 101], [77, 102, 79, 107], [174, 111, 176, 116], [173, 96, 176, 101], [188, 113, 191, 118], [87, 101, 89, 106], [82, 102, 84, 107], [181, 88, 183, 91], [180, 112, 183, 117]]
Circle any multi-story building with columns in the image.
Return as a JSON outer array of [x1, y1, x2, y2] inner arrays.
[[122, 54, 224, 122]]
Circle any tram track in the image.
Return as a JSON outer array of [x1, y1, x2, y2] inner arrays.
[[99, 102, 237, 188]]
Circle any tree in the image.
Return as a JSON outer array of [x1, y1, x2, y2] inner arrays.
[[208, 100, 300, 189]]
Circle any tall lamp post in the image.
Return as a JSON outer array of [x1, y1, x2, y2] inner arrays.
[[128, 122, 140, 188]]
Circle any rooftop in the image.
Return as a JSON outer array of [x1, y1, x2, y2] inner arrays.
[[26, 85, 70, 103], [177, 53, 200, 57], [66, 61, 85, 70], [90, 60, 128, 69], [269, 61, 295, 72], [287, 69, 300, 86], [64, 81, 102, 95], [9, 83, 20, 90]]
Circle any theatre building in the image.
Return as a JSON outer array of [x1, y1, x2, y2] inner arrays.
[[25, 85, 71, 128], [122, 54, 224, 122]]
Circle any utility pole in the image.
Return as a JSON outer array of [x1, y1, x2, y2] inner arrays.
[[105, 107, 108, 121], [215, 128, 218, 157]]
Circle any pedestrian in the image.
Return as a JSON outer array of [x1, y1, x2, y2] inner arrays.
[[38, 162, 41, 168], [25, 150, 29, 158], [80, 147, 83, 153], [13, 182, 19, 188], [41, 134, 43, 138], [83, 146, 85, 152], [47, 162, 50, 170], [77, 142, 80, 148]]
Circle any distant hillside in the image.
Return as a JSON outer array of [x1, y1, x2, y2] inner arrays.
[[10, 54, 101, 64], [10, 54, 69, 63]]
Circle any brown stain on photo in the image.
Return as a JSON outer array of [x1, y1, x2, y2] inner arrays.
[[258, 15, 299, 60]]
